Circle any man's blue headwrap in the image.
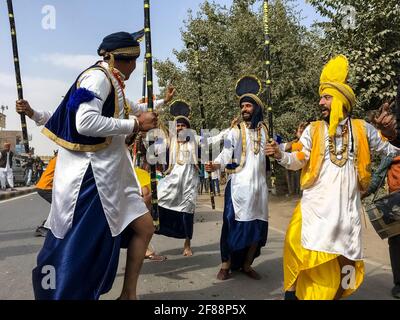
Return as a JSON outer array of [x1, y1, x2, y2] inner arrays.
[[97, 31, 144, 59]]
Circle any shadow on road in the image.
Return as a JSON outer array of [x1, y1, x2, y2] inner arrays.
[[0, 244, 42, 260]]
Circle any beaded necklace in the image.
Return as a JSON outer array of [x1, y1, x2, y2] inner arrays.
[[329, 119, 349, 167], [111, 69, 131, 119]]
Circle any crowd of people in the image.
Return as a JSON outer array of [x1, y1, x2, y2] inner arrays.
[[0, 143, 46, 190], [9, 29, 400, 301]]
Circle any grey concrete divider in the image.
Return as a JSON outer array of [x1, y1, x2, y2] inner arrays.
[[0, 187, 37, 201]]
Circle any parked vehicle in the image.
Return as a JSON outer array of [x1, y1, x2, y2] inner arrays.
[[12, 155, 27, 187]]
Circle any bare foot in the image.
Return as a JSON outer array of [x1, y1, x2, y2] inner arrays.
[[145, 249, 155, 257], [217, 268, 231, 280], [183, 248, 193, 257]]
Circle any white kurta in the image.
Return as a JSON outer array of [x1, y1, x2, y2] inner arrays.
[[214, 125, 269, 222], [278, 119, 400, 260], [155, 128, 228, 214], [43, 61, 154, 239], [157, 137, 200, 214]]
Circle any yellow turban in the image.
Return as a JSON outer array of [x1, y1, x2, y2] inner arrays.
[[319, 55, 356, 137]]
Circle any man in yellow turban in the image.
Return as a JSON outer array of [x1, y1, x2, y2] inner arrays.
[[266, 55, 400, 300]]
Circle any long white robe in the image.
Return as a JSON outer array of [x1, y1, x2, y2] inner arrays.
[[278, 119, 400, 260], [155, 128, 229, 214], [214, 125, 269, 222], [157, 137, 200, 214]]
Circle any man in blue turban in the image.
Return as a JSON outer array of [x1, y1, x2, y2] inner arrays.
[[206, 91, 270, 281], [31, 31, 158, 300]]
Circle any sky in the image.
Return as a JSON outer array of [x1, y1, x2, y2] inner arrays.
[[0, 0, 323, 156]]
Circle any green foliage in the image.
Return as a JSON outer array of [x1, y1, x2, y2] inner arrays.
[[155, 0, 322, 140], [155, 0, 400, 138], [307, 0, 400, 114]]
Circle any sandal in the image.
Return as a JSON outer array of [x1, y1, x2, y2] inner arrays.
[[145, 254, 167, 262]]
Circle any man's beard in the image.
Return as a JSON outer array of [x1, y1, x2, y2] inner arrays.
[[242, 112, 253, 122], [321, 107, 330, 122]]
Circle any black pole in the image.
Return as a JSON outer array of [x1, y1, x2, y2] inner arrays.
[[263, 0, 276, 194], [144, 0, 160, 230], [396, 77, 400, 123], [189, 42, 216, 210], [395, 77, 400, 142], [7, 0, 30, 154], [142, 58, 147, 102]]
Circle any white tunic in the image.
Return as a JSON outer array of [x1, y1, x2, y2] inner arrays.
[[155, 129, 228, 214], [214, 125, 269, 222], [278, 119, 400, 260], [157, 137, 200, 214], [41, 61, 160, 239]]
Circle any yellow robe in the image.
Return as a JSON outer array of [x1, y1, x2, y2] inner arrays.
[[284, 119, 370, 300]]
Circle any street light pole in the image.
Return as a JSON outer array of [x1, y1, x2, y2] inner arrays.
[[0, 105, 9, 132]]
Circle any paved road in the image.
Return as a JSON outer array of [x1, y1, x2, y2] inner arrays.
[[0, 193, 396, 300]]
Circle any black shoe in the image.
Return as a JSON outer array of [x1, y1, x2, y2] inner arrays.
[[35, 226, 49, 237], [284, 291, 298, 300], [392, 285, 400, 299]]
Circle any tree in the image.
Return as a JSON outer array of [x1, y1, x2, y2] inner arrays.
[[307, 0, 400, 115], [155, 0, 323, 140]]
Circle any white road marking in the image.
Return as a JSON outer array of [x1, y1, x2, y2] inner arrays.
[[0, 192, 37, 204]]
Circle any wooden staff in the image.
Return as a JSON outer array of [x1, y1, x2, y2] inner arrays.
[[144, 0, 160, 230], [7, 0, 30, 154], [263, 0, 276, 195]]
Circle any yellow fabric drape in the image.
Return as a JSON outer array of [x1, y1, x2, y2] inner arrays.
[[135, 168, 151, 189], [300, 121, 325, 190], [352, 119, 372, 191], [299, 120, 371, 191], [284, 203, 365, 300]]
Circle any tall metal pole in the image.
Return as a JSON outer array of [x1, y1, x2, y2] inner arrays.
[[7, 0, 30, 154], [144, 0, 160, 230], [263, 0, 276, 195]]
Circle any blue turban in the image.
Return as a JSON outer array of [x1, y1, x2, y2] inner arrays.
[[97, 30, 144, 59]]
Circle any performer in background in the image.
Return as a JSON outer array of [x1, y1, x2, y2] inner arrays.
[[153, 101, 228, 257], [266, 55, 400, 300], [30, 31, 158, 300]]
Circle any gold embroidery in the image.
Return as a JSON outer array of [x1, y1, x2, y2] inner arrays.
[[42, 127, 112, 152]]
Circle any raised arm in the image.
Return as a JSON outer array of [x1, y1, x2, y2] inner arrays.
[[265, 125, 312, 171], [366, 122, 400, 156], [16, 100, 52, 126], [128, 86, 176, 116]]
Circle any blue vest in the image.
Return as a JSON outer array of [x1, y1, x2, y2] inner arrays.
[[42, 64, 118, 152]]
